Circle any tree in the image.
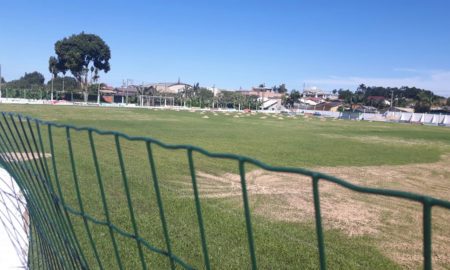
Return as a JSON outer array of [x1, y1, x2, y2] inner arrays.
[[356, 84, 367, 93], [46, 76, 80, 100], [5, 72, 45, 99], [219, 91, 237, 108], [193, 82, 200, 92], [50, 32, 111, 102], [414, 91, 432, 112], [285, 90, 300, 107], [196, 88, 213, 107], [271, 84, 288, 93], [338, 89, 353, 102], [278, 83, 288, 93], [1, 77, 5, 84], [48, 57, 59, 100], [48, 57, 58, 77], [7, 72, 45, 89], [47, 76, 79, 92], [447, 97, 450, 106], [245, 94, 259, 110]]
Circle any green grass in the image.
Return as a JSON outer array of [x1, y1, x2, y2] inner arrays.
[[2, 104, 448, 168], [2, 104, 450, 269]]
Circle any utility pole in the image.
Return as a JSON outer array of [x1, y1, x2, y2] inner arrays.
[[0, 64, 2, 101], [121, 79, 125, 104], [390, 90, 394, 111], [97, 82, 100, 105], [140, 81, 144, 107], [125, 78, 132, 105], [51, 67, 54, 101]]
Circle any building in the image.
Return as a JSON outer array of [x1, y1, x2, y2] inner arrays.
[[302, 87, 338, 100], [144, 81, 192, 94], [207, 86, 222, 97], [299, 97, 322, 106], [313, 101, 343, 112], [297, 101, 343, 111], [388, 107, 414, 113], [367, 96, 391, 106], [238, 86, 286, 110], [352, 105, 379, 113], [115, 85, 139, 96]]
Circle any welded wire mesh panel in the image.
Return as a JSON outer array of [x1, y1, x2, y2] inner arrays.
[[0, 112, 449, 270], [0, 166, 29, 268]]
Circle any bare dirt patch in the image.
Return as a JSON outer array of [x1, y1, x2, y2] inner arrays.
[[175, 155, 450, 269], [318, 133, 439, 147]]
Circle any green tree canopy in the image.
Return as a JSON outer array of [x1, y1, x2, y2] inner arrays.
[[337, 89, 353, 103], [48, 56, 59, 78], [278, 83, 288, 93], [46, 76, 80, 92], [272, 84, 288, 93], [50, 32, 111, 101], [6, 72, 45, 89], [285, 90, 300, 106], [335, 85, 443, 112]]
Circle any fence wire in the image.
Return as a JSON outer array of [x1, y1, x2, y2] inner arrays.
[[0, 112, 449, 270]]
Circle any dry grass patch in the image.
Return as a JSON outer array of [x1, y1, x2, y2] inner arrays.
[[171, 155, 450, 269], [0, 152, 51, 162]]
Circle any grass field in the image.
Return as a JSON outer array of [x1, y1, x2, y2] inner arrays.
[[1, 104, 450, 269]]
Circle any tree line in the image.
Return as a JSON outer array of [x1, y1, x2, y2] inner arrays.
[[1, 71, 94, 100], [135, 83, 262, 109], [5, 72, 448, 111], [335, 84, 447, 112]]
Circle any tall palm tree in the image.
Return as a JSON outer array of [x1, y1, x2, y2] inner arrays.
[[48, 57, 59, 101]]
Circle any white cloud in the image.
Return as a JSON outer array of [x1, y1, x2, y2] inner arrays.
[[306, 69, 450, 97]]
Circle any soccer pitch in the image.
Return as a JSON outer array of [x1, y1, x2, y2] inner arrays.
[[1, 104, 450, 269]]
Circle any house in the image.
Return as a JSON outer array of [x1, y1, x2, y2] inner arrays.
[[99, 85, 115, 95], [99, 85, 116, 103], [207, 86, 222, 97], [367, 96, 391, 106], [238, 86, 285, 110], [302, 87, 338, 100], [430, 106, 450, 114], [299, 97, 323, 106], [387, 107, 415, 113], [115, 85, 139, 96], [352, 105, 379, 113], [144, 81, 192, 94], [300, 101, 343, 111], [314, 101, 343, 112]]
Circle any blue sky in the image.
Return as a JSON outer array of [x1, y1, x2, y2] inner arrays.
[[1, 0, 450, 96]]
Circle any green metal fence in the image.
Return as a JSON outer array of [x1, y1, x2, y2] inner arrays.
[[0, 112, 449, 269]]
